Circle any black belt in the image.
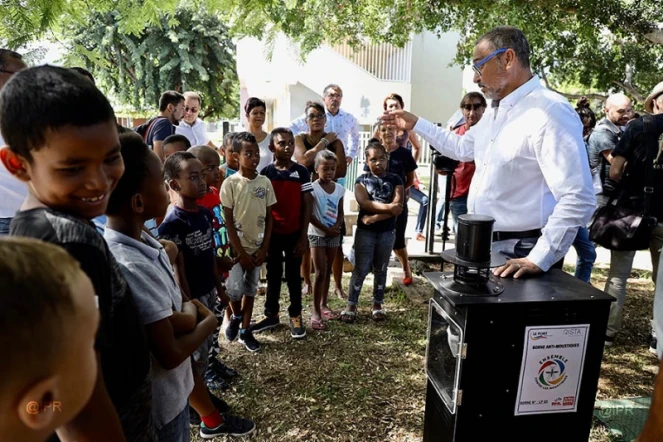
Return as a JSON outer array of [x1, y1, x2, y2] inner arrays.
[[492, 229, 542, 242]]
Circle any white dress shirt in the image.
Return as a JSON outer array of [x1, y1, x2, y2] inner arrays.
[[0, 132, 28, 219], [175, 118, 209, 146], [290, 108, 360, 158], [414, 76, 596, 271]]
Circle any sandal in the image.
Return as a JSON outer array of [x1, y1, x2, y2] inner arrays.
[[321, 308, 339, 320], [340, 310, 357, 323], [311, 318, 327, 330], [371, 309, 386, 322]]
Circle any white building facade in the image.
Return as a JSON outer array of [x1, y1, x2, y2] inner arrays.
[[236, 31, 465, 131]]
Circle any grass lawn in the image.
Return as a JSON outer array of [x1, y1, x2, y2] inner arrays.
[[191, 266, 658, 441]]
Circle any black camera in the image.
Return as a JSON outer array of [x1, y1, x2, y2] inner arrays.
[[432, 152, 459, 173]]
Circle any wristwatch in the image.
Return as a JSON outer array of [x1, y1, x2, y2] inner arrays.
[[321, 138, 329, 148]]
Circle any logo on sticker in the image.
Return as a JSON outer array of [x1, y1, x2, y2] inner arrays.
[[535, 356, 568, 390]]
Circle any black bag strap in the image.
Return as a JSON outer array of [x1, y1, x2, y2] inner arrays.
[[642, 115, 656, 217]]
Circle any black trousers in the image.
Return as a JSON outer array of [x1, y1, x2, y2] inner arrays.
[[265, 231, 303, 318]]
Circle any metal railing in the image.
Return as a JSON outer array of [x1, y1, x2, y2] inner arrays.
[[329, 40, 413, 83], [344, 128, 432, 190]]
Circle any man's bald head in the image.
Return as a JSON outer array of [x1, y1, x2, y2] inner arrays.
[[604, 93, 632, 126]]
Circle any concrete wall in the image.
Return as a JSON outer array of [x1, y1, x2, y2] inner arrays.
[[236, 32, 463, 128], [410, 31, 464, 124]]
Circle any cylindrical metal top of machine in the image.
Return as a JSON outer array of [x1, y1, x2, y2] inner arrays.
[[454, 214, 495, 266]]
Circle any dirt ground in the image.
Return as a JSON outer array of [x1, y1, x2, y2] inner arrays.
[[190, 264, 658, 441]]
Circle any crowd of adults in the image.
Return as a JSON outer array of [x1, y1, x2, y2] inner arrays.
[[1, 22, 663, 441]]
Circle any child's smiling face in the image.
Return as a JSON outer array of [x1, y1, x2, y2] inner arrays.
[[16, 120, 124, 219]]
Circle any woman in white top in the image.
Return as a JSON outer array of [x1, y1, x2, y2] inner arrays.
[[244, 97, 273, 172]]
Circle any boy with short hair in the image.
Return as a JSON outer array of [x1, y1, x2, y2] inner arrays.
[[252, 128, 312, 339], [221, 132, 276, 352], [0, 237, 99, 442], [1, 65, 155, 441], [219, 132, 239, 183], [105, 133, 254, 439], [189, 144, 238, 390], [158, 151, 227, 383], [163, 134, 192, 160]]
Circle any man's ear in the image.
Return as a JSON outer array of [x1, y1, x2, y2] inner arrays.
[[0, 147, 30, 182], [131, 193, 145, 214], [16, 376, 60, 432]]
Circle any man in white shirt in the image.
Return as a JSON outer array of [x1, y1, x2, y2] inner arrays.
[[382, 26, 595, 278], [0, 49, 27, 235], [175, 91, 216, 148], [290, 84, 360, 168]]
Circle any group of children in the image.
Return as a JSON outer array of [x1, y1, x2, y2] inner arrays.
[[0, 66, 406, 442]]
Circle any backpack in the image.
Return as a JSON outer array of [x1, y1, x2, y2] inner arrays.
[[134, 116, 167, 143]]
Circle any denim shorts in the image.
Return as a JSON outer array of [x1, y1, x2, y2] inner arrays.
[[226, 262, 260, 301]]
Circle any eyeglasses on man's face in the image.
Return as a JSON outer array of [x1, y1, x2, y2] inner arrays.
[[471, 48, 508, 76], [185, 106, 199, 114]]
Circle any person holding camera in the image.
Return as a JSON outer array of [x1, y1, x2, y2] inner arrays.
[[435, 92, 486, 232], [381, 26, 595, 279]]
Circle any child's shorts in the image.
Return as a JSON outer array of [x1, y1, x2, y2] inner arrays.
[[226, 262, 260, 301], [309, 234, 341, 248]]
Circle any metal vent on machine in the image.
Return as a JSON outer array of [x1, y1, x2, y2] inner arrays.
[[439, 214, 505, 296]]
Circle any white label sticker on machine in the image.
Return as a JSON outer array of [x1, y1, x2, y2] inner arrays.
[[514, 324, 590, 416]]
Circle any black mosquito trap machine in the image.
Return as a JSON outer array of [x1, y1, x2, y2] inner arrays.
[[423, 214, 613, 442]]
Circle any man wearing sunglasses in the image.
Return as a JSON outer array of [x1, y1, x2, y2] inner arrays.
[[382, 26, 595, 279], [0, 49, 27, 235], [436, 92, 486, 231], [176, 91, 217, 149]]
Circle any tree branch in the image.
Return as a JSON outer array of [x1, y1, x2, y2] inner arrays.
[[644, 23, 663, 44], [539, 69, 608, 102], [612, 81, 645, 103]]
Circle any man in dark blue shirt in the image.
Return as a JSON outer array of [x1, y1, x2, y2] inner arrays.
[[145, 91, 185, 161]]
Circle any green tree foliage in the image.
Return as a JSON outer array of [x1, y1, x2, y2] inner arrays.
[[2, 0, 662, 105], [61, 8, 237, 119]]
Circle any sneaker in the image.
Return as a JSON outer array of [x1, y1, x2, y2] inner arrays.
[[200, 413, 256, 438], [604, 336, 614, 347], [209, 358, 238, 380], [250, 315, 280, 333], [208, 391, 230, 413], [224, 315, 242, 342], [189, 407, 201, 428], [289, 315, 307, 339], [238, 329, 261, 352], [204, 370, 229, 391]]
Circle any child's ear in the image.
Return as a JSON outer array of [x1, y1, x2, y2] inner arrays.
[[168, 178, 179, 192], [268, 143, 276, 153], [0, 147, 30, 182], [131, 193, 144, 214], [16, 376, 60, 432]]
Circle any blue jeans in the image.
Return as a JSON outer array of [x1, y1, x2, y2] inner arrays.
[[572, 227, 596, 283], [449, 195, 468, 229], [347, 228, 396, 306], [409, 187, 429, 234], [0, 217, 11, 235], [156, 403, 190, 442]]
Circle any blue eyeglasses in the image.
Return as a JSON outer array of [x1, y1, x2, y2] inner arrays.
[[472, 48, 508, 76]]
